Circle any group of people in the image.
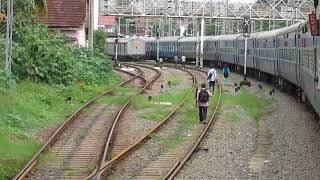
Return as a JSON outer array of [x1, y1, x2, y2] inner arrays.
[[196, 64, 230, 124], [159, 55, 186, 68], [173, 55, 186, 68]]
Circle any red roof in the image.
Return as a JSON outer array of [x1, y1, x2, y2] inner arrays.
[[39, 0, 87, 28], [99, 16, 116, 26]]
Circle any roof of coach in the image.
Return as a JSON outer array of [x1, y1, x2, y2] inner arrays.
[[159, 36, 184, 42], [297, 20, 309, 31], [205, 35, 222, 41], [219, 34, 242, 41], [256, 22, 303, 39], [256, 28, 280, 39], [275, 21, 303, 36], [206, 34, 241, 41], [178, 36, 199, 42], [106, 38, 129, 43], [238, 32, 261, 40], [140, 37, 157, 42]]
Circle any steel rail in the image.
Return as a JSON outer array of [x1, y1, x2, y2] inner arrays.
[[165, 67, 222, 180], [86, 64, 161, 180], [14, 68, 144, 180], [89, 64, 196, 179]]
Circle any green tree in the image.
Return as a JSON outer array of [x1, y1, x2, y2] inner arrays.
[[206, 24, 216, 36], [94, 29, 107, 54]]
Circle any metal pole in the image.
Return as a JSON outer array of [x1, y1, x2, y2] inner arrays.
[[5, 0, 13, 83], [88, 0, 94, 50], [157, 37, 160, 63], [196, 31, 199, 67], [200, 18, 204, 68], [244, 37, 248, 80], [145, 18, 148, 36], [115, 42, 118, 64], [118, 17, 121, 34], [272, 0, 275, 30]]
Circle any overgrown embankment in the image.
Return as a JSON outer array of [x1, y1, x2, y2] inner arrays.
[[0, 18, 117, 180]]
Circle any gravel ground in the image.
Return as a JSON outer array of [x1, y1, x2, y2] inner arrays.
[[258, 93, 320, 179], [176, 104, 257, 180], [176, 70, 320, 180]]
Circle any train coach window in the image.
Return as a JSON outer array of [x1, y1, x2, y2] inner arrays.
[[302, 26, 308, 34], [283, 34, 289, 38]]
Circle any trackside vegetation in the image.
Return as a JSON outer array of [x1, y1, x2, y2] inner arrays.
[[0, 2, 118, 179], [222, 88, 273, 126]]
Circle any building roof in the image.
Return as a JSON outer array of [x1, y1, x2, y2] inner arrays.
[[99, 16, 116, 26], [39, 0, 87, 28]]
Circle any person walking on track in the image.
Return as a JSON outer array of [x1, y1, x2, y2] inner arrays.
[[181, 55, 186, 69], [208, 64, 217, 93], [222, 64, 230, 86], [196, 83, 212, 124]]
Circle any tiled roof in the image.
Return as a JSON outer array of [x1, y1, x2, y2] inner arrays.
[[39, 0, 87, 28], [99, 16, 116, 26]]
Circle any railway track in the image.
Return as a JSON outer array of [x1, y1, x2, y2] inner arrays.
[[85, 64, 220, 180], [14, 66, 160, 180], [85, 64, 194, 179], [165, 67, 222, 179], [94, 64, 221, 180]]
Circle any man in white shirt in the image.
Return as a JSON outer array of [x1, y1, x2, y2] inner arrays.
[[207, 64, 217, 93], [181, 55, 186, 69]]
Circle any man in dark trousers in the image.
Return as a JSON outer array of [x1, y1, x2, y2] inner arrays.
[[196, 83, 212, 124], [207, 64, 217, 93]]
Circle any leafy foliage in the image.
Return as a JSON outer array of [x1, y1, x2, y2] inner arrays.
[[12, 24, 113, 85], [0, 68, 5, 93], [0, 1, 117, 179], [94, 28, 107, 54]]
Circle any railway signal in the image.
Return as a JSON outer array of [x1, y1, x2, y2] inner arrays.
[[241, 16, 251, 87], [115, 38, 118, 64], [243, 16, 251, 38], [155, 26, 160, 64]]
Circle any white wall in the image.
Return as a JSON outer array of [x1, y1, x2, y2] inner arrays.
[[93, 0, 99, 30], [77, 26, 86, 46]]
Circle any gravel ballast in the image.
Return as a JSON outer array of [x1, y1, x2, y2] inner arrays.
[[177, 71, 320, 180], [258, 93, 320, 179]]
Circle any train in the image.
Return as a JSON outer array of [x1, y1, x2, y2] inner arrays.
[[106, 20, 320, 116]]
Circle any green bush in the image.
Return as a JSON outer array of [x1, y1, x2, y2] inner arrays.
[[94, 28, 107, 54], [0, 68, 5, 93], [11, 24, 113, 86]]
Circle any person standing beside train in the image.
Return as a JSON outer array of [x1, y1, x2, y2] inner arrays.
[[222, 64, 230, 86], [159, 58, 163, 67], [181, 55, 186, 69], [208, 64, 217, 93], [174, 55, 178, 67]]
